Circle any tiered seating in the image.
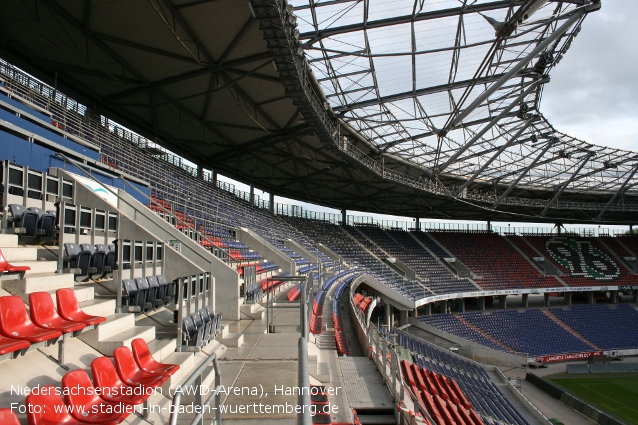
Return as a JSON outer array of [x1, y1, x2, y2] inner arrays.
[[182, 306, 221, 347], [395, 330, 529, 425], [287, 284, 301, 301], [238, 261, 278, 277], [430, 232, 560, 289], [121, 275, 175, 313], [458, 310, 597, 356], [507, 235, 542, 259], [7, 204, 57, 244], [549, 304, 638, 350], [352, 293, 372, 315], [332, 276, 358, 355], [309, 270, 355, 335], [259, 272, 291, 292], [524, 235, 638, 287], [416, 314, 510, 352], [286, 217, 431, 301]]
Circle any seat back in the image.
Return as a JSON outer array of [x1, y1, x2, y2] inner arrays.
[[122, 279, 138, 306], [26, 386, 74, 425], [38, 210, 57, 241], [8, 204, 26, 224], [55, 288, 81, 318], [81, 243, 106, 275], [98, 244, 116, 276], [135, 277, 150, 309], [28, 292, 58, 326], [191, 312, 204, 330], [0, 295, 33, 334], [131, 338, 154, 369], [146, 275, 160, 306], [182, 316, 202, 346], [113, 346, 141, 383], [61, 369, 98, 406], [91, 356, 123, 390], [0, 408, 20, 425], [157, 275, 173, 303]]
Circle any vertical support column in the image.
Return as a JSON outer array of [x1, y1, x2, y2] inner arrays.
[[478, 297, 486, 311], [487, 220, 492, 232], [633, 290, 638, 303], [587, 291, 594, 304], [415, 217, 420, 231], [544, 293, 551, 307], [269, 192, 274, 214], [425, 303, 431, 315], [197, 165, 203, 180], [522, 293, 529, 308], [441, 300, 449, 314], [341, 208, 347, 225], [384, 301, 391, 326], [499, 295, 507, 309], [212, 170, 218, 186], [249, 182, 255, 205], [565, 292, 572, 306], [609, 290, 618, 304], [399, 310, 408, 326], [459, 298, 465, 312]]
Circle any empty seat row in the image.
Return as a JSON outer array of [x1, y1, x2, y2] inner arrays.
[[64, 243, 116, 282], [0, 289, 105, 360], [7, 204, 57, 244], [182, 306, 222, 347], [122, 275, 175, 313]]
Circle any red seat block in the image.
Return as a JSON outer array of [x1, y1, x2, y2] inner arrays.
[[92, 356, 151, 405], [0, 334, 30, 356], [29, 292, 86, 333], [113, 346, 168, 387], [0, 296, 62, 343], [131, 338, 179, 376], [26, 385, 89, 425], [0, 408, 20, 425], [56, 288, 106, 326], [0, 249, 30, 274], [62, 370, 131, 424]]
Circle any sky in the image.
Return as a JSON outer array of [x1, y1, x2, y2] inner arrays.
[[541, 0, 638, 153], [221, 0, 635, 230]]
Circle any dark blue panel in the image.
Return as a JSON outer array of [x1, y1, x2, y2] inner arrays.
[[0, 108, 100, 161], [0, 91, 51, 122]]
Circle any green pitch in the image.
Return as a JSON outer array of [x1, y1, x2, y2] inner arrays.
[[549, 375, 638, 424]]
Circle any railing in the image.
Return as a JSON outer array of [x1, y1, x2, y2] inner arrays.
[[169, 350, 221, 425], [175, 272, 213, 352]]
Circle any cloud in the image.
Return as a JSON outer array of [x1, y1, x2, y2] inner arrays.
[[540, 0, 638, 152]]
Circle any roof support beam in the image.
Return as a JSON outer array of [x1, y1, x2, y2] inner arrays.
[[333, 74, 505, 113], [595, 163, 638, 221], [492, 137, 557, 208], [438, 78, 543, 173], [455, 119, 533, 196], [441, 10, 583, 135], [299, 0, 526, 46], [540, 152, 594, 217]]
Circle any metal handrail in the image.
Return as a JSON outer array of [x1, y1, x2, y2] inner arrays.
[[169, 351, 221, 425]]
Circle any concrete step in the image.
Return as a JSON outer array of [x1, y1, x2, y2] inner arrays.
[[1, 246, 38, 262], [240, 303, 266, 320], [218, 332, 244, 348], [79, 298, 116, 317], [0, 234, 19, 248], [18, 285, 94, 305], [9, 260, 58, 275], [94, 313, 136, 341], [146, 338, 178, 362], [79, 323, 156, 356], [2, 272, 75, 297], [160, 352, 196, 392]]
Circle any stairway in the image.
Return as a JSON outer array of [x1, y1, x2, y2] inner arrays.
[[541, 310, 600, 350]]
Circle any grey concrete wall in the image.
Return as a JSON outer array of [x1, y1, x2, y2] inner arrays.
[[237, 228, 295, 274], [56, 169, 241, 321], [285, 239, 320, 264], [317, 243, 343, 264]]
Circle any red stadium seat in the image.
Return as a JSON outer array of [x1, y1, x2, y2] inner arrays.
[[0, 334, 30, 356], [131, 338, 179, 376], [29, 292, 86, 333], [0, 296, 62, 343], [56, 288, 107, 326], [62, 370, 132, 424], [0, 249, 30, 275], [26, 385, 88, 425], [0, 408, 20, 425], [113, 346, 168, 387], [91, 356, 151, 405]]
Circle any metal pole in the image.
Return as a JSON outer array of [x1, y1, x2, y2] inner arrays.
[[298, 337, 311, 425], [300, 277, 307, 339], [266, 284, 270, 334]]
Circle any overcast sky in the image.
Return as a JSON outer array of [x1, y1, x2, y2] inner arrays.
[[541, 0, 638, 153], [231, 1, 636, 228]]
